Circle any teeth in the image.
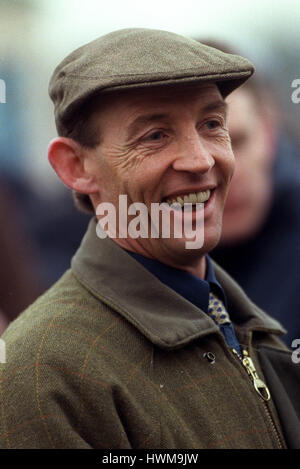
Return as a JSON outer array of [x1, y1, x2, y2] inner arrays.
[[166, 190, 211, 207], [197, 190, 211, 203]]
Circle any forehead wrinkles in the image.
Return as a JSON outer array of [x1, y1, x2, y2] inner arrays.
[[97, 83, 224, 139]]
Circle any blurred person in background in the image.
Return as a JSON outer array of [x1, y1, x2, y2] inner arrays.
[[202, 40, 300, 347], [0, 173, 44, 334], [21, 185, 91, 287]]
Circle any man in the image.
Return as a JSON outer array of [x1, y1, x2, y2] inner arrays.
[[0, 28, 299, 449]]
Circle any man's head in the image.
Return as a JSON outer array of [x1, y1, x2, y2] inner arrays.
[[48, 28, 254, 272]]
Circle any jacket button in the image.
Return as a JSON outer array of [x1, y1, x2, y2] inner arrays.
[[203, 352, 216, 364]]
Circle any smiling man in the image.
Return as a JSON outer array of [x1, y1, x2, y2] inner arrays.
[[0, 28, 299, 450], [50, 83, 233, 276]]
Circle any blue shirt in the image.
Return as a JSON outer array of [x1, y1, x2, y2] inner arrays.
[[127, 251, 242, 356]]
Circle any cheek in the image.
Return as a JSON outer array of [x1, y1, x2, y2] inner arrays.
[[210, 136, 235, 177], [92, 146, 134, 192], [219, 147, 235, 183], [228, 150, 236, 174], [86, 152, 122, 204]]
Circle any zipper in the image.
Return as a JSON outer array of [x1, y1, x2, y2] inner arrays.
[[232, 348, 270, 401], [232, 347, 283, 448]]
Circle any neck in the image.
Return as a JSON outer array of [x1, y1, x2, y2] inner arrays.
[[113, 237, 207, 279]]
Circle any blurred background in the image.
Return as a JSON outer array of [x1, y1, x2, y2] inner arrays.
[[0, 0, 299, 344]]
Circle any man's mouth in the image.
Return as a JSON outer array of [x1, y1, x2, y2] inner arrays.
[[164, 189, 212, 208]]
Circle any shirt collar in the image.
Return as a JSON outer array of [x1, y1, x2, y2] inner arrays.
[[126, 251, 227, 313]]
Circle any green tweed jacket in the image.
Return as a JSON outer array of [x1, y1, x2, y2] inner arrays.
[[0, 218, 299, 449]]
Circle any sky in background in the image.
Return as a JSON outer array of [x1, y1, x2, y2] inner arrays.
[[37, 0, 300, 51], [0, 0, 299, 192]]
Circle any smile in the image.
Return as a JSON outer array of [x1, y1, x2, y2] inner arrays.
[[165, 190, 211, 207]]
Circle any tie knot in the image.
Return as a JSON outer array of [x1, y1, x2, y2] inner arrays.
[[208, 292, 231, 325]]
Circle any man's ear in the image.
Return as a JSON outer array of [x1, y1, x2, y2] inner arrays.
[[48, 137, 99, 194]]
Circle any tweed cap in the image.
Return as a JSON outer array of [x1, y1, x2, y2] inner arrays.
[[49, 28, 255, 135]]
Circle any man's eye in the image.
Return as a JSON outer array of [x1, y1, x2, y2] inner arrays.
[[205, 120, 221, 130], [145, 131, 165, 141]]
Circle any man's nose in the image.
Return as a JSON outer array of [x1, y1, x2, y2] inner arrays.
[[172, 134, 215, 174]]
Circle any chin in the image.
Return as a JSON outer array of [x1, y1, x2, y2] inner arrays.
[[162, 229, 221, 260], [202, 221, 222, 251]]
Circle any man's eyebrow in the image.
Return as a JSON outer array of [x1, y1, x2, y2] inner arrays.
[[125, 101, 227, 140], [126, 113, 170, 140]]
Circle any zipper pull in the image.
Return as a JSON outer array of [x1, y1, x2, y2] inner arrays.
[[232, 349, 271, 401]]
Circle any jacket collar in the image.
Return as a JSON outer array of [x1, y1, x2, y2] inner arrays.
[[71, 218, 285, 350]]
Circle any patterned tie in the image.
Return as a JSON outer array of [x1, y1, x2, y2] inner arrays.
[[208, 291, 231, 325], [207, 291, 242, 357]]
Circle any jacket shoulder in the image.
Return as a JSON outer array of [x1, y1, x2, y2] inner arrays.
[[0, 270, 133, 448], [1, 269, 115, 350]]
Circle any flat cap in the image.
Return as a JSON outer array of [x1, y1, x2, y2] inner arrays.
[[49, 28, 255, 135]]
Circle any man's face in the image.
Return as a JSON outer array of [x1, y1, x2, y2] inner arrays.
[[85, 83, 234, 269], [221, 87, 275, 244]]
